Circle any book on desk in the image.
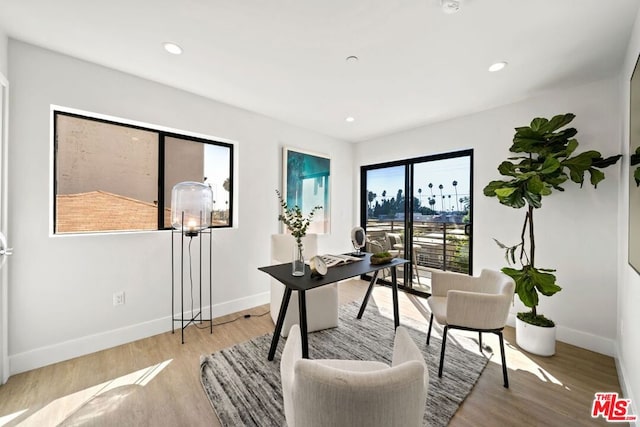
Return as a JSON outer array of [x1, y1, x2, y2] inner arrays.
[[319, 254, 363, 268]]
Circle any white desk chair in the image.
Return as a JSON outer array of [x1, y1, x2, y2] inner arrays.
[[426, 268, 514, 387], [269, 234, 338, 337], [281, 324, 429, 427]]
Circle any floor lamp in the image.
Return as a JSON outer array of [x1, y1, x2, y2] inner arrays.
[[171, 181, 214, 344]]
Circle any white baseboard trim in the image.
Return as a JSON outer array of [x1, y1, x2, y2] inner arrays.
[[9, 291, 270, 375], [506, 313, 615, 356], [615, 345, 639, 427]]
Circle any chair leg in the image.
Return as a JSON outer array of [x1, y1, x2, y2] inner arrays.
[[426, 313, 434, 345], [438, 325, 448, 378], [498, 331, 509, 388], [479, 332, 482, 352]]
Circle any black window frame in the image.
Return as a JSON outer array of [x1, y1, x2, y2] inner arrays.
[[360, 148, 474, 296], [53, 110, 234, 234]]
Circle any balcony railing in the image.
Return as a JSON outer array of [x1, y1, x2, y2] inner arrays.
[[365, 219, 470, 274]]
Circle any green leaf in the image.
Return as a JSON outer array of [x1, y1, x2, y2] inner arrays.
[[498, 187, 526, 209], [483, 180, 505, 197], [527, 175, 544, 194], [543, 113, 575, 133], [539, 156, 561, 174], [565, 139, 579, 156], [634, 167, 640, 186], [495, 187, 516, 197], [529, 268, 562, 297], [523, 189, 542, 208], [502, 266, 561, 309], [588, 168, 605, 188], [493, 238, 509, 249], [498, 161, 517, 176], [592, 154, 622, 169], [530, 117, 549, 133]]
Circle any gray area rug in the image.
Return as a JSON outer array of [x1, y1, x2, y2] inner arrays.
[[200, 301, 490, 427]]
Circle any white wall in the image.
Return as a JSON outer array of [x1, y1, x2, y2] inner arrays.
[[355, 77, 622, 356], [0, 27, 6, 76], [7, 40, 354, 374], [618, 4, 640, 423]]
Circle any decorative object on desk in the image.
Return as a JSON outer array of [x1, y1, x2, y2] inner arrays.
[[171, 181, 214, 236], [276, 189, 322, 276], [283, 147, 331, 234], [350, 226, 367, 257], [200, 301, 489, 427], [370, 251, 394, 265], [309, 255, 327, 278], [483, 113, 621, 356]]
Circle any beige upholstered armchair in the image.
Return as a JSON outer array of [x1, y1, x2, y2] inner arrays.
[[426, 269, 515, 388], [270, 234, 338, 337], [281, 324, 429, 427]]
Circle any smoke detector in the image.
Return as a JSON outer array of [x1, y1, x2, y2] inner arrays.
[[441, 0, 460, 14]]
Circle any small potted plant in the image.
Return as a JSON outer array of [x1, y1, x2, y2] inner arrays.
[[484, 113, 621, 356], [276, 190, 322, 276]]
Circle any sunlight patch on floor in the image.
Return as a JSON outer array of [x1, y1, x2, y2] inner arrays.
[[0, 409, 27, 427], [12, 359, 172, 426]]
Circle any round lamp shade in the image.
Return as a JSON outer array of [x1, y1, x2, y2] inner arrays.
[[171, 181, 214, 234]]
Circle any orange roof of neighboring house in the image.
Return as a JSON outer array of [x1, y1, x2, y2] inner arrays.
[[56, 190, 169, 233]]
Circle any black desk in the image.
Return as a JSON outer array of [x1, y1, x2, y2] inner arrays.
[[258, 253, 409, 360]]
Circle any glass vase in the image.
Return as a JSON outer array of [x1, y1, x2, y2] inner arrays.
[[292, 243, 305, 276]]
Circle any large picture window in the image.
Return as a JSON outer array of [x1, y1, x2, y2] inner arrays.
[[54, 111, 233, 234]]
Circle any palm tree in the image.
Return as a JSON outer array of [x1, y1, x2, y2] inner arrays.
[[367, 191, 377, 212], [428, 183, 433, 199], [223, 178, 231, 220], [418, 188, 422, 206], [438, 184, 444, 212], [452, 180, 459, 211]]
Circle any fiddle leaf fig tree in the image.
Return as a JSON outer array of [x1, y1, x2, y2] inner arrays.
[[632, 145, 640, 187], [484, 113, 621, 327]]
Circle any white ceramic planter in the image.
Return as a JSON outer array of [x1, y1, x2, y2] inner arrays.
[[516, 318, 556, 356]]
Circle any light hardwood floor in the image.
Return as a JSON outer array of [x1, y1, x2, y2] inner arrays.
[[0, 279, 622, 426]]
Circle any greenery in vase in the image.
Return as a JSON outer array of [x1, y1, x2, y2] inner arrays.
[[483, 113, 621, 327], [276, 190, 322, 250]]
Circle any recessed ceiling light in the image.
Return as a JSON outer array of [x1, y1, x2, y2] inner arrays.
[[346, 56, 359, 63], [489, 61, 508, 72], [441, 0, 461, 14], [345, 116, 355, 123], [163, 42, 183, 55]]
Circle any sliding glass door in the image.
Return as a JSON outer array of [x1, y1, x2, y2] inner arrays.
[[361, 150, 473, 296]]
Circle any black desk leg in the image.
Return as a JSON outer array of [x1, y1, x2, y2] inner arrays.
[[268, 287, 292, 361], [391, 266, 400, 329], [357, 270, 379, 319], [299, 290, 309, 359]]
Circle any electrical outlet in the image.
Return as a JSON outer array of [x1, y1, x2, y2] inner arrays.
[[113, 291, 125, 306]]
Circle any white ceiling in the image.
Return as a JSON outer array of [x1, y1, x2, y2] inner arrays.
[[0, 0, 638, 142]]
